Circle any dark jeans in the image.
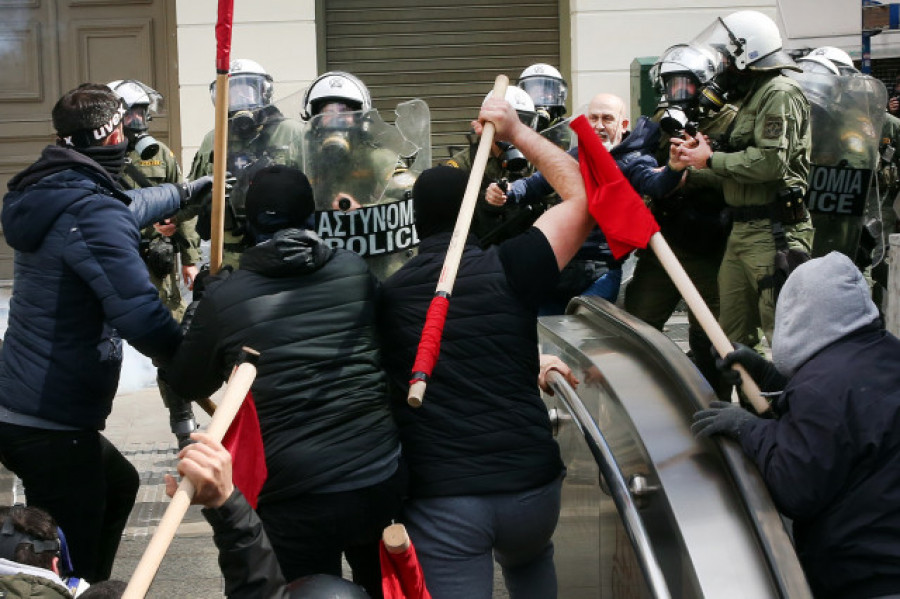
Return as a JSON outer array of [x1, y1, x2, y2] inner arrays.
[[256, 462, 407, 599], [0, 423, 139, 582]]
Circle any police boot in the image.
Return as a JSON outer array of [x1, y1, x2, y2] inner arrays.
[[157, 375, 198, 449]]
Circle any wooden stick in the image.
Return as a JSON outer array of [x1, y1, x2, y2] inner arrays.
[[649, 233, 769, 414], [407, 74, 509, 407], [194, 397, 217, 417], [383, 522, 411, 554], [122, 347, 260, 599], [209, 71, 230, 275]]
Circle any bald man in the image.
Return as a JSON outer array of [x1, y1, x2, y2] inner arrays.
[[487, 92, 683, 313]]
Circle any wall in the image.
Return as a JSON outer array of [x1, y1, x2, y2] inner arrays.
[[174, 0, 318, 169]]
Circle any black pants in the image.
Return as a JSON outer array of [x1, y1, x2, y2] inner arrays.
[[0, 423, 139, 582], [257, 463, 408, 599]]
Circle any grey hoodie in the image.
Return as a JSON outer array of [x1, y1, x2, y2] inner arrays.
[[772, 251, 879, 377]]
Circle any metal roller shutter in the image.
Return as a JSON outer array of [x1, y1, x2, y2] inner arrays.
[[322, 0, 561, 163]]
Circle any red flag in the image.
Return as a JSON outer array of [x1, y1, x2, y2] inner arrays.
[[221, 391, 267, 508], [215, 0, 234, 73], [380, 540, 431, 599], [569, 114, 659, 260]]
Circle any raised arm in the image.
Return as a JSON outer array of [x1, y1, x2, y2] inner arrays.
[[475, 98, 591, 270]]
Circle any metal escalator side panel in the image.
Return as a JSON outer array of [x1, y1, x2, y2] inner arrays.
[[539, 296, 812, 599]]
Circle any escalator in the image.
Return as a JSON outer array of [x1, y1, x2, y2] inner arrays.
[[539, 296, 812, 599]]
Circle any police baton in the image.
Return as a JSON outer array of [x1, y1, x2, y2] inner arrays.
[[407, 75, 509, 408], [649, 233, 770, 414], [122, 346, 259, 599]]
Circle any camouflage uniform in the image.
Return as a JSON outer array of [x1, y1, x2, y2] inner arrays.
[[704, 72, 814, 346], [120, 142, 200, 320], [188, 108, 304, 269]]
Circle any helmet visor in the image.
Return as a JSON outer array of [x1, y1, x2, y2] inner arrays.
[[519, 77, 567, 108], [664, 75, 699, 103], [689, 19, 737, 66], [122, 105, 150, 131], [210, 74, 270, 112]]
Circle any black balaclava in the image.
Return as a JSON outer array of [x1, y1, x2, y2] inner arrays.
[[412, 166, 469, 239], [78, 139, 129, 178]]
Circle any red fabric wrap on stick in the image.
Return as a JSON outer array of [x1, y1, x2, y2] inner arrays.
[[215, 0, 234, 73], [380, 541, 432, 599], [409, 296, 450, 385]]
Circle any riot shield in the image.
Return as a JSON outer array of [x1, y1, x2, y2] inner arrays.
[[791, 71, 886, 259], [541, 115, 577, 151], [303, 101, 430, 280]]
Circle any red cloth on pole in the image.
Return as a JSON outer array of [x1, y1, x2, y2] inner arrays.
[[569, 114, 660, 260], [380, 541, 431, 599], [215, 0, 234, 73], [409, 295, 450, 383], [221, 391, 267, 509]]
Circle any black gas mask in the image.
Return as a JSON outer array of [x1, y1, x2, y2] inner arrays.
[[229, 109, 263, 141], [123, 105, 160, 160], [496, 141, 529, 174], [313, 102, 364, 162]]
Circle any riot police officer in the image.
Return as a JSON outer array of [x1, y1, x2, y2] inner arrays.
[[677, 10, 814, 349], [108, 79, 201, 319], [301, 71, 424, 280], [624, 44, 738, 396], [517, 63, 570, 147], [108, 79, 202, 448], [446, 86, 543, 244], [189, 59, 304, 269]]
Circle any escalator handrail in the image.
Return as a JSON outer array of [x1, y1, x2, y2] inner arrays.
[[548, 370, 672, 599]]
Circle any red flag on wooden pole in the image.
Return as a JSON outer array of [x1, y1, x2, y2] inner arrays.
[[221, 391, 267, 509], [569, 114, 659, 260], [210, 0, 234, 274]]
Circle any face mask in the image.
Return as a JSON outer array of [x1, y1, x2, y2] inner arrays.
[[79, 139, 129, 178]]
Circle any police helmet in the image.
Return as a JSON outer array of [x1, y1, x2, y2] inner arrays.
[[809, 46, 858, 75], [301, 71, 373, 120], [484, 86, 538, 130], [690, 11, 799, 72], [650, 44, 722, 103], [797, 54, 840, 76], [517, 63, 568, 116], [209, 58, 274, 113], [107, 79, 162, 133], [286, 574, 370, 598]]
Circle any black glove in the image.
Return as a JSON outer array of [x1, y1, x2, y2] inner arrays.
[[691, 400, 759, 440], [179, 175, 214, 208], [191, 264, 233, 302], [713, 343, 788, 394]]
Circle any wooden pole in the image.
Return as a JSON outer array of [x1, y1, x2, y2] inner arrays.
[[209, 72, 230, 275], [407, 75, 509, 407], [649, 233, 769, 413], [122, 347, 260, 599]]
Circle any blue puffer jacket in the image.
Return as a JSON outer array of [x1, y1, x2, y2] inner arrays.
[[0, 145, 182, 429]]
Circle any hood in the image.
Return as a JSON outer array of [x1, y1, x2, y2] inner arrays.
[[772, 251, 879, 376], [239, 228, 333, 276], [2, 145, 127, 252], [0, 557, 67, 587], [610, 116, 660, 159]]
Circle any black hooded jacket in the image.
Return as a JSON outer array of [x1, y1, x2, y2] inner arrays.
[[0, 145, 181, 429], [166, 229, 400, 503]]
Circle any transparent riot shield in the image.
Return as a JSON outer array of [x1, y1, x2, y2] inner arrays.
[[791, 71, 886, 259], [541, 115, 576, 151], [303, 101, 430, 280]]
